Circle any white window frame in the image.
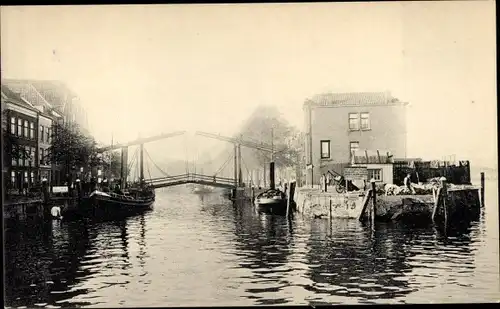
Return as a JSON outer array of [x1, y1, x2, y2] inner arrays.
[[349, 113, 359, 131], [10, 117, 16, 134], [360, 112, 370, 130], [320, 140, 331, 159], [350, 141, 359, 157], [368, 168, 383, 181], [29, 122, 35, 139], [40, 126, 44, 143], [23, 120, 29, 138], [17, 118, 22, 137]]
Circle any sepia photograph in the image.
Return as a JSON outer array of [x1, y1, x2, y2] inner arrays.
[[1, 1, 498, 307]]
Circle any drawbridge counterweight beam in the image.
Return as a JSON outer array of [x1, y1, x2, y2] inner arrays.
[[98, 130, 186, 152]]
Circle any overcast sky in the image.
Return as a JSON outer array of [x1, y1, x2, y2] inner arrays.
[[1, 2, 497, 168]]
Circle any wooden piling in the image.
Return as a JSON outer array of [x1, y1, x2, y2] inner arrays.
[[431, 187, 442, 222], [370, 179, 376, 227], [480, 172, 485, 207], [286, 179, 291, 217], [358, 189, 372, 221], [440, 177, 448, 225]]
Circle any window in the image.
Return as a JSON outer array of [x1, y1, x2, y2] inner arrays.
[[24, 171, 28, 184], [11, 171, 16, 185], [350, 141, 359, 157], [30, 172, 35, 184], [10, 117, 16, 134], [17, 119, 22, 137], [46, 127, 50, 143], [40, 126, 44, 142], [320, 140, 331, 159], [24, 146, 29, 166], [12, 155, 17, 166], [30, 147, 35, 165], [349, 113, 359, 131], [23, 120, 28, 138], [40, 148, 45, 165], [30, 122, 35, 139], [360, 112, 370, 130], [368, 169, 383, 181]]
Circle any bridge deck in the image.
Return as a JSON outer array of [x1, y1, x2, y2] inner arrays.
[[149, 173, 236, 189]]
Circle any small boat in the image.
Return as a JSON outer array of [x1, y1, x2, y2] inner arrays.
[[254, 188, 288, 214]]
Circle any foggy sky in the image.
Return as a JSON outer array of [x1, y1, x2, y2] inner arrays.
[[1, 2, 497, 168]]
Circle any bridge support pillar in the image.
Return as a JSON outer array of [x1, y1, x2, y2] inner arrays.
[[234, 144, 238, 187], [237, 144, 242, 187]]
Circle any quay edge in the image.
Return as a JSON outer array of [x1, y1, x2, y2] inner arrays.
[[293, 184, 482, 223]]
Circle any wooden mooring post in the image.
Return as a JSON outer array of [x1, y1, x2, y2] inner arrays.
[[286, 179, 291, 217], [370, 179, 376, 228], [441, 177, 448, 226], [431, 177, 449, 224], [480, 172, 485, 207]]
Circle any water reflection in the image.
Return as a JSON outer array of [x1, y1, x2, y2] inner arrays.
[[303, 218, 478, 303], [4, 186, 495, 307], [4, 220, 93, 307], [231, 202, 293, 305]]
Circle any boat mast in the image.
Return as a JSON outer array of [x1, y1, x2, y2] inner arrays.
[[140, 143, 144, 182]]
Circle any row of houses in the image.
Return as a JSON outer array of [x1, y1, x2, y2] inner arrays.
[[1, 79, 89, 192]]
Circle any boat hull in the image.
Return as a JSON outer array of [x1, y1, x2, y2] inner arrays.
[[255, 198, 288, 215], [61, 191, 155, 221]]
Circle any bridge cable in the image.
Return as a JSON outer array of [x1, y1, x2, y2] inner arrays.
[[213, 151, 233, 177], [240, 153, 253, 186], [143, 147, 172, 177]]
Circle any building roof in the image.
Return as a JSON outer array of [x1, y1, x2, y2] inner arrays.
[[3, 78, 78, 111], [2, 80, 54, 109], [305, 91, 408, 108], [1, 84, 40, 112]]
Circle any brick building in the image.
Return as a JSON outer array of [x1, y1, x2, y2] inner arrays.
[[303, 91, 408, 186], [3, 79, 89, 184], [1, 85, 40, 192]]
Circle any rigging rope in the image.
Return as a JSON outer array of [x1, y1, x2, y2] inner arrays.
[[146, 157, 153, 185], [127, 147, 139, 180], [144, 147, 171, 177]]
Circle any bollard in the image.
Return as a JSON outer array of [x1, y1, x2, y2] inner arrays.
[[370, 179, 376, 227], [440, 177, 448, 225], [480, 172, 485, 207]]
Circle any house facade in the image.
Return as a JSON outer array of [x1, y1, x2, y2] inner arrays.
[[303, 91, 408, 186], [1, 85, 40, 191], [3, 79, 90, 184]]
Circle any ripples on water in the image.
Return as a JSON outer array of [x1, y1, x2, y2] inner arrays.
[[4, 182, 499, 307]]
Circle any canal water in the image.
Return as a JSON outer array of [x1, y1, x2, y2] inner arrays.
[[4, 180, 499, 307]]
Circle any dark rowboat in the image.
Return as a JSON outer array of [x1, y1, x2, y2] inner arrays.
[[254, 188, 287, 214]]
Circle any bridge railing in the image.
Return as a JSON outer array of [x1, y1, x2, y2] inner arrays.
[[148, 173, 236, 185]]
